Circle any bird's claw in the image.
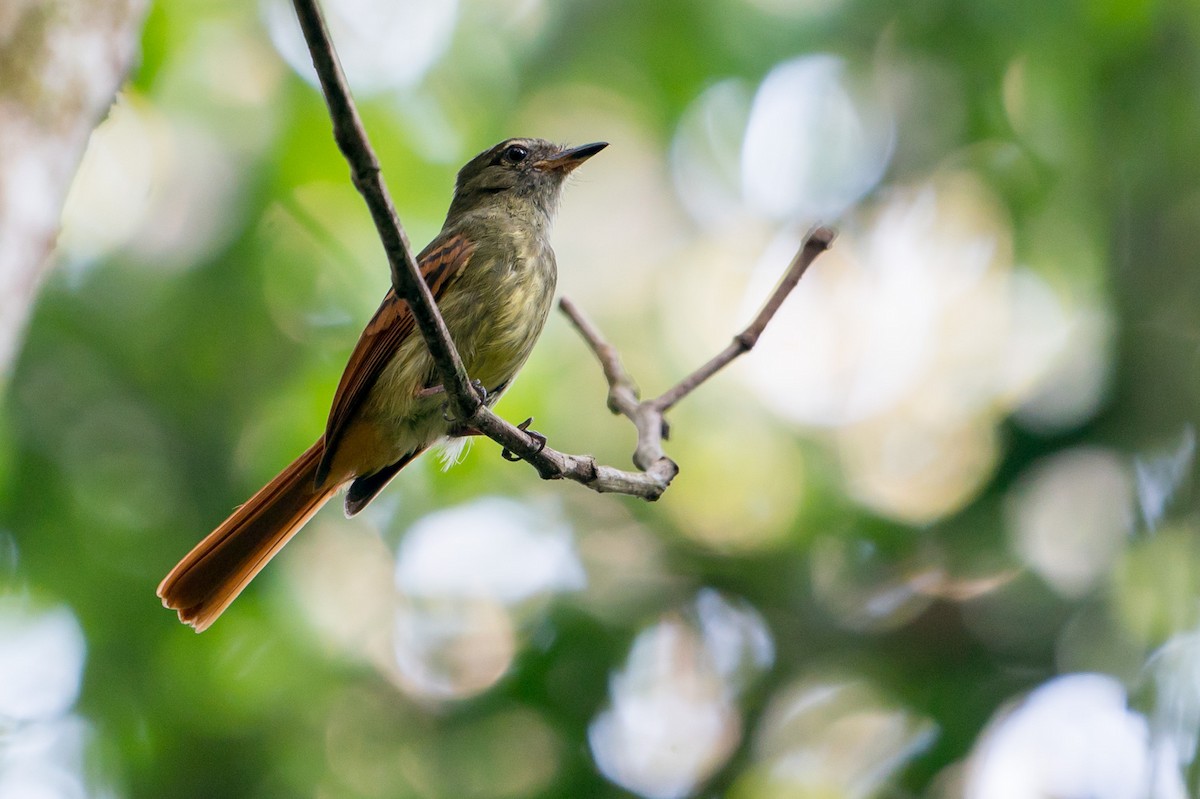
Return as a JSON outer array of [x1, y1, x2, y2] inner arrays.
[[501, 417, 546, 462]]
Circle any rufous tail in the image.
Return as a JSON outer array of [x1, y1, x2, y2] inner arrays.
[[158, 438, 336, 632]]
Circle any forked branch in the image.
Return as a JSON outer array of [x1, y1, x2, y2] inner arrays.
[[560, 226, 834, 481]]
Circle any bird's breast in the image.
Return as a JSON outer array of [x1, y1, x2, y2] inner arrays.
[[448, 237, 557, 393]]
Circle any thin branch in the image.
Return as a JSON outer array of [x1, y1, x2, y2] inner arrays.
[[559, 298, 664, 471], [558, 296, 640, 416], [291, 0, 833, 501], [558, 226, 834, 479], [653, 226, 835, 412], [291, 0, 480, 422]]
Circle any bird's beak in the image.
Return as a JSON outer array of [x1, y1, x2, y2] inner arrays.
[[533, 141, 609, 172]]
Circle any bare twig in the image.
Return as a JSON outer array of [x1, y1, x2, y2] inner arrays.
[[653, 227, 835, 412], [291, 0, 833, 500], [558, 225, 834, 479], [557, 297, 641, 417]]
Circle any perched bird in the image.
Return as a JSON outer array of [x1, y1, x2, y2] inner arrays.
[[158, 138, 607, 631]]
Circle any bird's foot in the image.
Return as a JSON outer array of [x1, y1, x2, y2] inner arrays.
[[501, 417, 546, 462]]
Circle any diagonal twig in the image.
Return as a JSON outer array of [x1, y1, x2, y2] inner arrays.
[[560, 226, 835, 476], [557, 296, 641, 418], [291, 0, 480, 422], [653, 227, 834, 413]]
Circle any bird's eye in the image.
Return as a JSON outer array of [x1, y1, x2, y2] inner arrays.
[[503, 144, 529, 164]]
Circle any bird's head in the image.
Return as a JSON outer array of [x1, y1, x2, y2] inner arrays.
[[448, 138, 607, 221]]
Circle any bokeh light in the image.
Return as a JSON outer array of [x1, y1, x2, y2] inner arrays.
[[391, 596, 517, 701], [323, 688, 562, 798], [1113, 523, 1200, 647], [0, 716, 99, 799], [962, 674, 1184, 799], [0, 602, 102, 799], [1146, 627, 1200, 790], [394, 497, 584, 603], [289, 497, 586, 703], [390, 498, 584, 701], [262, 0, 458, 95], [1006, 446, 1134, 598], [58, 93, 242, 270], [670, 79, 754, 229], [731, 674, 936, 798], [747, 174, 1012, 422], [287, 517, 396, 656], [590, 591, 772, 798], [664, 405, 806, 550], [741, 54, 894, 223], [0, 602, 85, 723], [734, 170, 1113, 523]]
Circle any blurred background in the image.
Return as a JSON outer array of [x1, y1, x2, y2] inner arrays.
[[3, 0, 1200, 796]]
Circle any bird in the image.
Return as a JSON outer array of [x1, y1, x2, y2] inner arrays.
[[158, 137, 607, 632]]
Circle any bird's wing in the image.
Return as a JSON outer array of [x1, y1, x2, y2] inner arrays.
[[316, 232, 476, 484]]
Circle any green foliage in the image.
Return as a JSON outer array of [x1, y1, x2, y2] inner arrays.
[[4, 0, 1200, 797]]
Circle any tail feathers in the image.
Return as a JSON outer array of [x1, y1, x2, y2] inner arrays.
[[158, 438, 336, 632]]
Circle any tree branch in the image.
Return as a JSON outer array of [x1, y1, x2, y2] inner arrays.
[[290, 0, 833, 500], [291, 0, 480, 422], [559, 224, 835, 481]]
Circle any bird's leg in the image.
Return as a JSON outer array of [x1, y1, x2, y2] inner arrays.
[[501, 417, 546, 462]]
